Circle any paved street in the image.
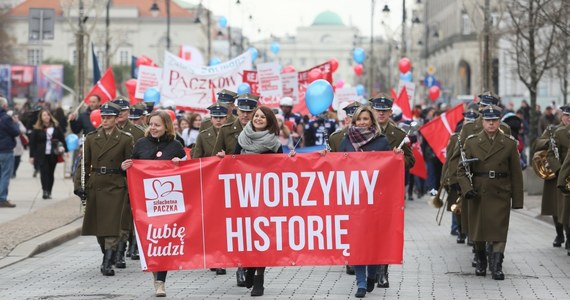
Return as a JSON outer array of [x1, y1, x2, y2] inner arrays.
[[0, 193, 569, 299]]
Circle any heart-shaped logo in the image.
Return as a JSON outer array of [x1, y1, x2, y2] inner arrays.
[[150, 179, 174, 199]]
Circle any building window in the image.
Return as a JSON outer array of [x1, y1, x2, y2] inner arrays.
[[462, 14, 471, 35], [27, 49, 42, 65], [120, 50, 129, 65]]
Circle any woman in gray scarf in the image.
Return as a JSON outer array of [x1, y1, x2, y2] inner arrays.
[[218, 105, 282, 296]]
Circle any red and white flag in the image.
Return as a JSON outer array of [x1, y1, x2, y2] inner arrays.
[[83, 67, 116, 104], [391, 88, 413, 120], [419, 103, 464, 163]]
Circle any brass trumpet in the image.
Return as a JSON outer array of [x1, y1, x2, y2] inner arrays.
[[450, 197, 462, 214]]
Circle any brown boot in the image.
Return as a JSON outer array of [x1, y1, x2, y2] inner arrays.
[[250, 275, 264, 296]]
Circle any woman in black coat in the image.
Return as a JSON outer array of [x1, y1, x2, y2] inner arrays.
[[29, 109, 67, 199], [121, 110, 186, 297]]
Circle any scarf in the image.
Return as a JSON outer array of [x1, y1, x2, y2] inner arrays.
[[347, 126, 377, 151], [237, 122, 281, 154]]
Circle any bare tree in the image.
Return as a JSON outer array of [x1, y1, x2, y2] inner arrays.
[[506, 0, 561, 147], [552, 2, 569, 104], [0, 11, 15, 64]]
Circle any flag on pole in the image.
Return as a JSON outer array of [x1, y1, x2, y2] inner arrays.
[[91, 43, 101, 84], [409, 143, 427, 179], [391, 87, 413, 120], [83, 67, 116, 104], [419, 103, 465, 163]]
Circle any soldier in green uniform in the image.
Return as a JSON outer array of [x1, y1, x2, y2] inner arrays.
[[328, 102, 361, 152], [553, 106, 570, 255], [459, 93, 512, 142], [211, 93, 258, 286], [129, 102, 148, 130], [73, 102, 134, 276], [192, 103, 228, 159], [200, 89, 237, 131], [457, 105, 523, 280], [112, 97, 146, 266], [369, 95, 415, 289]]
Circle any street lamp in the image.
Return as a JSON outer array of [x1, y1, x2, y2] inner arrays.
[[150, 0, 171, 51]]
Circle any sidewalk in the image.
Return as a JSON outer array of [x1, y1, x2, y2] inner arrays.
[[0, 152, 553, 270]]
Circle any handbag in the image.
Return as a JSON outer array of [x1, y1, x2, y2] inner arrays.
[[19, 133, 29, 146], [57, 154, 64, 163], [52, 140, 65, 156]]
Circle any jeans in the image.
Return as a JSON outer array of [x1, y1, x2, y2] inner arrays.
[[0, 152, 14, 201], [451, 213, 459, 233], [354, 265, 379, 289]]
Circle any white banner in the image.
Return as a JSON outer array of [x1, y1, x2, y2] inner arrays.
[[161, 51, 253, 110], [333, 87, 358, 111], [257, 62, 282, 97], [135, 66, 163, 99], [281, 72, 299, 104]]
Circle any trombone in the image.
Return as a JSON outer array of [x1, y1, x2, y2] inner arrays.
[[431, 186, 448, 226]]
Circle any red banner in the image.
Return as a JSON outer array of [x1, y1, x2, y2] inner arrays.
[[127, 152, 404, 272]]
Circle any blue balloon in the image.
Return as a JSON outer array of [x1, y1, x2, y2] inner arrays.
[[352, 48, 366, 64], [237, 83, 251, 95], [356, 84, 365, 96], [305, 79, 334, 115], [270, 42, 280, 55], [218, 16, 228, 28], [209, 57, 221, 66], [65, 134, 79, 151], [144, 87, 161, 106], [248, 47, 258, 62], [400, 71, 413, 82]]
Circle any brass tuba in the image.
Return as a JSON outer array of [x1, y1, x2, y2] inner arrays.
[[532, 150, 556, 180]]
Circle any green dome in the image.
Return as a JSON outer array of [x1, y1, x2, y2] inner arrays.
[[312, 11, 344, 26]]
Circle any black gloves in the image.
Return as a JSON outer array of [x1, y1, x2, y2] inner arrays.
[[74, 188, 87, 200], [464, 190, 479, 200], [558, 185, 570, 194]]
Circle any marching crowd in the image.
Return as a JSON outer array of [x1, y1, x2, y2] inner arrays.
[[0, 90, 560, 298]]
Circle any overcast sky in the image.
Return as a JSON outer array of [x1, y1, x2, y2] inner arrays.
[[181, 0, 407, 41]]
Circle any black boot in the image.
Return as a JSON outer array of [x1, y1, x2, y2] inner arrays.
[[553, 223, 564, 247], [472, 253, 478, 268], [131, 242, 140, 260], [376, 265, 389, 288], [126, 241, 132, 258], [346, 265, 355, 275], [244, 268, 255, 288], [491, 252, 504, 280], [216, 268, 227, 275], [115, 241, 127, 269], [456, 233, 466, 244], [475, 250, 487, 276], [236, 267, 246, 287], [486, 244, 494, 272], [100, 249, 115, 276], [250, 275, 264, 296]]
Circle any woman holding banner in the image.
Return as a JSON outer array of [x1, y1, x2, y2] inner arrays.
[[338, 105, 390, 298], [121, 110, 186, 297], [218, 105, 282, 296]]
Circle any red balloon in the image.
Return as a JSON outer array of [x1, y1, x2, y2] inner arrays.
[[164, 109, 176, 122], [353, 64, 363, 76], [136, 56, 153, 67], [125, 79, 138, 103], [308, 68, 323, 83], [398, 57, 412, 74], [428, 86, 441, 101], [90, 109, 102, 128], [282, 65, 296, 73], [329, 58, 339, 72]]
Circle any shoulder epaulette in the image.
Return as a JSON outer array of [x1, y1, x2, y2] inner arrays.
[[199, 128, 210, 134], [134, 124, 146, 132], [330, 130, 342, 137], [86, 130, 97, 136], [121, 131, 133, 137], [393, 126, 406, 134], [466, 134, 477, 140], [220, 122, 233, 128]]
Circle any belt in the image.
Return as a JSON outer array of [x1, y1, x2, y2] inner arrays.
[[473, 171, 508, 179], [92, 167, 124, 175]]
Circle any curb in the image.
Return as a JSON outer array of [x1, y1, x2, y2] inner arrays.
[[0, 218, 83, 269]]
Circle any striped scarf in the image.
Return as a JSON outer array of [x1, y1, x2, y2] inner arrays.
[[347, 126, 377, 151]]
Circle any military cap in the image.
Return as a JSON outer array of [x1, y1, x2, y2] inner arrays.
[[480, 105, 502, 120], [144, 101, 155, 114], [463, 109, 480, 121], [478, 92, 500, 106], [207, 102, 229, 117], [343, 101, 362, 117], [112, 97, 130, 110], [236, 93, 260, 111], [129, 102, 147, 119], [100, 102, 121, 116], [217, 89, 238, 104], [369, 95, 393, 111], [560, 105, 570, 115]]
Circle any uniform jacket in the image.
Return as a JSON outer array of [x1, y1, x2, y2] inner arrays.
[[535, 125, 562, 216], [199, 113, 236, 131], [457, 130, 523, 242], [328, 127, 348, 152], [383, 121, 415, 169], [212, 118, 244, 155], [441, 133, 461, 212], [74, 126, 133, 237], [191, 126, 219, 159], [118, 120, 145, 143]]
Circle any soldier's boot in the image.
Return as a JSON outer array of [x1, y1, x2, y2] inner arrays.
[[250, 275, 265, 297], [101, 249, 115, 276], [244, 268, 255, 288], [553, 223, 564, 247], [471, 252, 478, 268], [115, 241, 127, 269], [456, 233, 466, 244], [236, 267, 246, 287], [376, 264, 389, 288], [131, 243, 140, 260], [475, 250, 487, 276], [491, 252, 505, 280], [486, 243, 494, 272], [215, 268, 227, 275], [346, 265, 355, 275]]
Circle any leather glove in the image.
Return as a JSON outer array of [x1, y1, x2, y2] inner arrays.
[[74, 188, 87, 201], [558, 185, 570, 194], [464, 189, 478, 200]]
